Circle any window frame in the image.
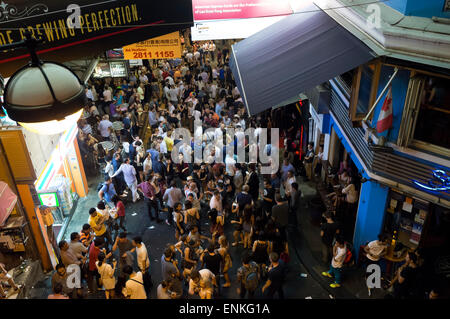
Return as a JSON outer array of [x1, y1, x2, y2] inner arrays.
[[397, 70, 450, 158], [349, 60, 382, 123]]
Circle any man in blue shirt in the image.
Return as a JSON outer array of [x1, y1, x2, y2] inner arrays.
[[147, 145, 160, 163], [148, 107, 158, 128], [98, 176, 117, 206], [281, 159, 295, 183]]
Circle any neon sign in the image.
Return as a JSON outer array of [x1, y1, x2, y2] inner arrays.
[[413, 170, 450, 192]]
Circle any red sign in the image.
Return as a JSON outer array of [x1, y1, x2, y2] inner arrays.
[[192, 0, 292, 21]]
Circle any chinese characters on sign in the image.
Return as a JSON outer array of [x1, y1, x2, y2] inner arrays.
[[123, 31, 182, 60]]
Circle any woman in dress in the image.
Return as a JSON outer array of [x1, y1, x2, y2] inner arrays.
[[96, 252, 117, 299], [217, 235, 232, 288]]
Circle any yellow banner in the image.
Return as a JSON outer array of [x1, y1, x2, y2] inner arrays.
[[123, 31, 181, 60]]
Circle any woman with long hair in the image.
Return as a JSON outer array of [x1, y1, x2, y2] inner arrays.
[[96, 252, 117, 299], [217, 235, 232, 288]]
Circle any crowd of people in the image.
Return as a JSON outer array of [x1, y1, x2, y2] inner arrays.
[[46, 34, 444, 300], [49, 38, 306, 300]]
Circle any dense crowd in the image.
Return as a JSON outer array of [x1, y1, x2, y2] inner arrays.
[[44, 36, 442, 301], [48, 38, 307, 300]]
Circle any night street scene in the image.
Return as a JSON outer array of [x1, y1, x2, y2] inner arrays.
[[0, 0, 449, 309]]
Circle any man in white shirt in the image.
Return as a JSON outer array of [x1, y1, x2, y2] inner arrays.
[[139, 73, 148, 83], [209, 190, 223, 215], [111, 157, 140, 202], [185, 52, 193, 62], [157, 136, 168, 154], [137, 83, 145, 101], [322, 236, 346, 288], [188, 268, 216, 299], [122, 265, 147, 299], [132, 236, 150, 273], [98, 114, 113, 140], [168, 85, 179, 105], [163, 83, 170, 101], [166, 75, 175, 87]]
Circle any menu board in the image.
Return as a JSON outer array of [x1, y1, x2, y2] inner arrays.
[[109, 61, 128, 78]]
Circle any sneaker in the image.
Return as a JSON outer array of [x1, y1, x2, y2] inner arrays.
[[330, 283, 341, 288], [321, 272, 332, 278]]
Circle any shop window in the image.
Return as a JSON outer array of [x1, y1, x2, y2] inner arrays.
[[412, 75, 450, 151], [349, 61, 381, 123], [398, 74, 450, 156], [334, 69, 355, 99]]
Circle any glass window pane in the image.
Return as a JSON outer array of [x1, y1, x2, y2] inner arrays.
[[356, 64, 375, 115], [413, 76, 450, 149]]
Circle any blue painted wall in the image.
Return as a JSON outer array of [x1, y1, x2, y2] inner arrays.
[[370, 66, 411, 143], [353, 180, 390, 259], [385, 0, 450, 19], [328, 117, 370, 179]]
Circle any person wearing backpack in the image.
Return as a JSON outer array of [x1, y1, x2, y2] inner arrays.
[[322, 235, 347, 288], [262, 252, 286, 299], [237, 252, 259, 299]]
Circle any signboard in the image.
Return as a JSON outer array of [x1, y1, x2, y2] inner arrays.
[[93, 62, 111, 78], [129, 59, 143, 67], [110, 61, 127, 77], [123, 31, 181, 60], [106, 49, 124, 59], [191, 16, 285, 41], [0, 0, 193, 77], [192, 0, 292, 21], [191, 0, 293, 41], [38, 192, 60, 207]]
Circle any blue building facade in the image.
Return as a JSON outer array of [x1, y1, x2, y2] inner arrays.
[[323, 53, 450, 259]]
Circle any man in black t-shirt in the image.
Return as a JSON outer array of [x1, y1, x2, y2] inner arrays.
[[320, 212, 340, 264], [201, 243, 223, 296], [261, 179, 275, 219], [262, 252, 286, 299], [235, 185, 253, 213]]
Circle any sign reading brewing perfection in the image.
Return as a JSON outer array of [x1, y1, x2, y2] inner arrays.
[[123, 31, 182, 60], [0, 0, 193, 77]]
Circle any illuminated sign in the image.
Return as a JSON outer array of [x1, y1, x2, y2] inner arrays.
[[109, 61, 127, 77], [38, 192, 59, 207], [413, 170, 450, 192], [35, 122, 78, 191]]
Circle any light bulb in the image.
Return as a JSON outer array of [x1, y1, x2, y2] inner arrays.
[[19, 109, 83, 135]]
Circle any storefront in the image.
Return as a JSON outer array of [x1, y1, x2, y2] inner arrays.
[[325, 117, 365, 243], [32, 122, 88, 255], [307, 87, 331, 181]]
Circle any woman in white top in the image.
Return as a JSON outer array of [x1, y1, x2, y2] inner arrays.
[[96, 252, 117, 299], [143, 153, 153, 177]]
